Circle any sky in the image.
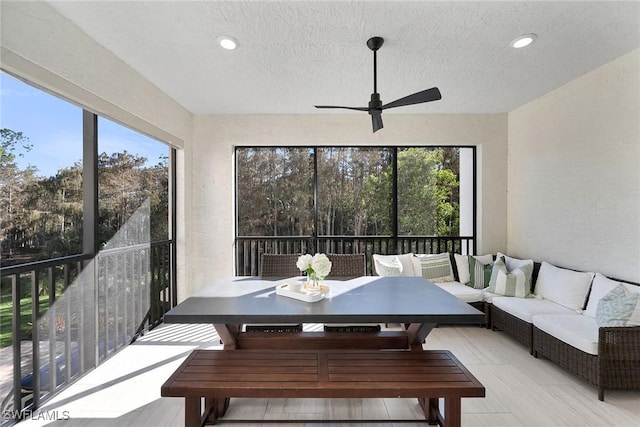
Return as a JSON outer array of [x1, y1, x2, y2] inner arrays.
[[0, 72, 169, 178]]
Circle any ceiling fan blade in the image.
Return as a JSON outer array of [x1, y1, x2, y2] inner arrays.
[[314, 105, 370, 111], [371, 110, 383, 133], [382, 87, 442, 110]]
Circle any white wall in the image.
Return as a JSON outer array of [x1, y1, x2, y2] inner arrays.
[[508, 48, 640, 282], [185, 114, 508, 296]]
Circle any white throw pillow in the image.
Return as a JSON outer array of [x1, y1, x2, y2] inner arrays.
[[454, 254, 493, 285], [414, 253, 455, 283], [372, 254, 402, 276], [586, 273, 640, 325], [534, 262, 595, 311], [373, 253, 416, 277]]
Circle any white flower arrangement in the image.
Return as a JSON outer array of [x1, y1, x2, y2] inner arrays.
[[297, 253, 332, 279]]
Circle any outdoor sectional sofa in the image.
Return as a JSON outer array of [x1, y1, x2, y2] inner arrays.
[[372, 252, 640, 401], [488, 260, 640, 401]]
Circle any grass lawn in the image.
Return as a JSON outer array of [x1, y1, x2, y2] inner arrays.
[[0, 294, 50, 348]]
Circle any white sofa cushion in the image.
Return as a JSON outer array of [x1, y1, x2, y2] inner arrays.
[[481, 290, 501, 304], [434, 281, 483, 303], [454, 254, 493, 285], [492, 296, 575, 323], [373, 253, 417, 277], [413, 253, 455, 283], [534, 262, 595, 311], [533, 314, 599, 355], [585, 273, 640, 326]]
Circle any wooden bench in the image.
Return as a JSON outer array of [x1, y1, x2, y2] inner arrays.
[[161, 349, 485, 427]]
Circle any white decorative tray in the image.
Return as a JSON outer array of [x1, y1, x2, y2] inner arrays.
[[275, 282, 330, 303]]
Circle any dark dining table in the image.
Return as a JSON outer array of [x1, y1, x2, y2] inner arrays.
[[163, 276, 484, 351]]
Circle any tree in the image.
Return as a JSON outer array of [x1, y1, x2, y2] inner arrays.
[[98, 151, 166, 248], [396, 148, 459, 236], [0, 129, 35, 258]]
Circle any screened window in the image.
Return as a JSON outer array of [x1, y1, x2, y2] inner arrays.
[[97, 117, 170, 249], [235, 145, 475, 275], [236, 147, 314, 237], [317, 147, 392, 236], [0, 71, 83, 264], [397, 147, 461, 236]]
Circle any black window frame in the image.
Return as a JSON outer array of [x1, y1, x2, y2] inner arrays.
[[234, 145, 477, 274]]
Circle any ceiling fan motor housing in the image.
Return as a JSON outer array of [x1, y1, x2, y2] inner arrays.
[[368, 93, 382, 113], [366, 37, 384, 51]]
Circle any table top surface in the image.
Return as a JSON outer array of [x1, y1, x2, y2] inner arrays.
[[164, 276, 484, 324]]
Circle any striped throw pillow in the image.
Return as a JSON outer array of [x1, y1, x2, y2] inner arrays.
[[468, 256, 493, 289], [487, 257, 533, 297], [415, 253, 454, 283]]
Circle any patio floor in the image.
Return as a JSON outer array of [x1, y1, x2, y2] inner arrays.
[[14, 323, 640, 427]]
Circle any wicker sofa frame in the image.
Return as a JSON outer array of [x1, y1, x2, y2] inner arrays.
[[533, 325, 640, 401], [490, 305, 534, 354], [485, 265, 640, 401]]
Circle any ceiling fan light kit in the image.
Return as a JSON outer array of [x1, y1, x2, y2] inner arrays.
[[315, 36, 442, 133]]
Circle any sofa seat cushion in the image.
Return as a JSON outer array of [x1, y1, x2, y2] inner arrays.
[[492, 296, 575, 323], [434, 281, 483, 303], [533, 314, 599, 355], [481, 290, 502, 303]]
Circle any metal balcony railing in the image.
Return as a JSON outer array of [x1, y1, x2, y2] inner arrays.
[[235, 235, 475, 276], [0, 240, 175, 424]]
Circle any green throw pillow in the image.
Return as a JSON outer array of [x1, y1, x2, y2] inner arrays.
[[467, 256, 492, 289], [486, 256, 532, 298], [596, 284, 639, 327]]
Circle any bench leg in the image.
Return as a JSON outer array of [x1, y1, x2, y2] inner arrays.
[[443, 397, 461, 427], [418, 397, 441, 425], [184, 397, 201, 427]]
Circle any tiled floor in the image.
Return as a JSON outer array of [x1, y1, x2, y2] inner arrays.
[[14, 324, 640, 426]]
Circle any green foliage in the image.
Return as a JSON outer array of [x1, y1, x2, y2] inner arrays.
[[0, 128, 32, 166], [395, 148, 459, 235], [237, 148, 314, 236], [0, 293, 50, 348], [237, 147, 460, 238], [0, 129, 169, 266]]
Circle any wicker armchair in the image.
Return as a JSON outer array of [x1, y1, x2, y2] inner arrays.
[[251, 253, 303, 333]]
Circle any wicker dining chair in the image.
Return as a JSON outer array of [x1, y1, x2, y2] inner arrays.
[[260, 253, 301, 278], [248, 253, 303, 333], [322, 253, 381, 333], [325, 253, 366, 278]]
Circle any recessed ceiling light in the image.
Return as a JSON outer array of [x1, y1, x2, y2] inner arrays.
[[510, 33, 537, 49], [217, 36, 238, 50]]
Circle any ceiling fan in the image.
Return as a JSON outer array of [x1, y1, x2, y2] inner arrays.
[[315, 36, 442, 133]]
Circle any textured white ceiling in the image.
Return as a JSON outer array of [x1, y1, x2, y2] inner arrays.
[[47, 1, 640, 115]]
